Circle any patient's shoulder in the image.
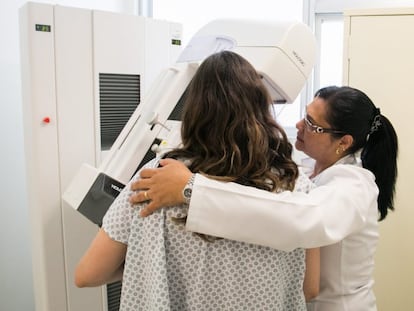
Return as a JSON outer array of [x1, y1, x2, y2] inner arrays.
[[294, 169, 315, 193]]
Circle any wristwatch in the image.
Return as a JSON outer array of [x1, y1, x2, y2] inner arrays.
[[182, 174, 196, 205]]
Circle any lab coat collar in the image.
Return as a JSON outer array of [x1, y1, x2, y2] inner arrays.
[[300, 149, 363, 178]]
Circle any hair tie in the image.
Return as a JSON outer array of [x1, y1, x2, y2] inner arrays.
[[366, 108, 382, 141]]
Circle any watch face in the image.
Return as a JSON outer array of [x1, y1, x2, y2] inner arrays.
[[184, 188, 192, 198]]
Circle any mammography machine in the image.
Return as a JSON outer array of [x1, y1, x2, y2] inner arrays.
[[20, 3, 182, 311], [63, 18, 317, 225]]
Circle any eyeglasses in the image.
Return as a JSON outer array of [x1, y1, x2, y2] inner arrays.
[[303, 115, 346, 134]]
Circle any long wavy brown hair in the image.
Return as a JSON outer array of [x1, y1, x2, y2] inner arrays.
[[165, 50, 298, 192]]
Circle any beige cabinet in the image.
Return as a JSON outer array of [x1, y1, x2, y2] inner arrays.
[[343, 8, 414, 310]]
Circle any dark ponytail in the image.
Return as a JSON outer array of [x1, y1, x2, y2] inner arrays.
[[361, 114, 398, 220]]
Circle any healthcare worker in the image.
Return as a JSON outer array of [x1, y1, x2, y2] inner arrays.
[[130, 86, 399, 311]]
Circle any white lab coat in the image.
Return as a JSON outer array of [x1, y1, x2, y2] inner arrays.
[[186, 153, 379, 310]]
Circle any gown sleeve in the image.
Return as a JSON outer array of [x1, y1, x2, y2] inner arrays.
[[186, 164, 378, 251], [102, 158, 160, 244]]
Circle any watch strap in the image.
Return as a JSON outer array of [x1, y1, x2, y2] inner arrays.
[[183, 173, 196, 204]]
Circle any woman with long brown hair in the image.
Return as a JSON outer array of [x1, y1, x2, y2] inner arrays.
[[75, 51, 317, 310]]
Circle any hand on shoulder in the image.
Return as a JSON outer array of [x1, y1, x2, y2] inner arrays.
[[129, 158, 193, 216]]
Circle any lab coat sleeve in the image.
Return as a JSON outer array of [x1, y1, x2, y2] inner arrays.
[[186, 164, 378, 251]]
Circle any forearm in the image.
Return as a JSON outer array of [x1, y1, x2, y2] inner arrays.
[[75, 229, 127, 288], [186, 165, 377, 251], [76, 262, 124, 287], [303, 248, 320, 301], [186, 175, 311, 251]]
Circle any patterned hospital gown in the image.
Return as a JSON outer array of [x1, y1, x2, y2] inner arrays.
[[102, 158, 315, 311]]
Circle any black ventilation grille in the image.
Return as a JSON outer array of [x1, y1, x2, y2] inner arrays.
[[167, 88, 187, 121], [107, 281, 122, 311], [99, 73, 140, 150]]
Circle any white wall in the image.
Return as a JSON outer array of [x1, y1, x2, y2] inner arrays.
[[1, 2, 34, 309], [0, 1, 137, 310]]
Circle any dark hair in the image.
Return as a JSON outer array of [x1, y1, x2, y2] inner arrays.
[[165, 50, 298, 192], [315, 86, 398, 220]]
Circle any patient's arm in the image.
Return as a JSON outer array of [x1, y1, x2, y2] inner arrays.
[[75, 228, 126, 287], [303, 248, 320, 301], [129, 158, 191, 216]]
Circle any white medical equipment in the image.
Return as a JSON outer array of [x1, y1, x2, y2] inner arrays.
[[20, 2, 182, 311], [63, 18, 317, 226]]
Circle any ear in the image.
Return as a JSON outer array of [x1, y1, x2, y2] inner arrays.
[[340, 134, 354, 152]]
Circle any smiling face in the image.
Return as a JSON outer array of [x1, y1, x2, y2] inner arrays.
[[295, 97, 350, 174]]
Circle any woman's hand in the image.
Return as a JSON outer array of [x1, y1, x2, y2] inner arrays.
[[129, 158, 193, 216]]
